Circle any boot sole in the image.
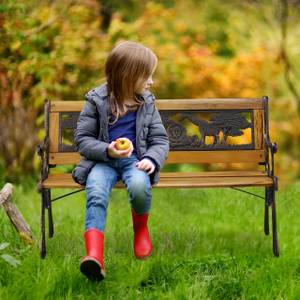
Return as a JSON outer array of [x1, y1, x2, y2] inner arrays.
[[80, 257, 105, 281], [135, 249, 153, 260]]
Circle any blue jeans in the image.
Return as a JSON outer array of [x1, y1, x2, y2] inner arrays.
[[85, 155, 152, 231]]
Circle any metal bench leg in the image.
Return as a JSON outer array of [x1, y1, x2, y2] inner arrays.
[[46, 189, 54, 238], [264, 187, 271, 235], [40, 188, 47, 259], [271, 187, 279, 257]]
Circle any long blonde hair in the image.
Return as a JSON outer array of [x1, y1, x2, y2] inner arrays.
[[105, 40, 158, 124]]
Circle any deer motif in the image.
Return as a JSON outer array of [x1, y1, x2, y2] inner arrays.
[[162, 114, 199, 146], [210, 111, 251, 144], [181, 113, 221, 145]]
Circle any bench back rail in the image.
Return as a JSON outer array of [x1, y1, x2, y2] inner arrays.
[[46, 98, 267, 165]]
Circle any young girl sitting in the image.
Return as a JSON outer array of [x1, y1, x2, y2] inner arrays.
[[72, 40, 169, 281]]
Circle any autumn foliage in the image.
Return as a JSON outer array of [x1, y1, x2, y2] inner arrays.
[[0, 1, 298, 182]]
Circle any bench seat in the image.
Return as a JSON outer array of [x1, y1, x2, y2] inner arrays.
[[42, 171, 273, 189]]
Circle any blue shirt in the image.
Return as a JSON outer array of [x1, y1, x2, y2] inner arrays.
[[108, 111, 137, 153], [108, 110, 157, 168]]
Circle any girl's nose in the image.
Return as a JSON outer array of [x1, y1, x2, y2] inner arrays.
[[147, 77, 153, 85]]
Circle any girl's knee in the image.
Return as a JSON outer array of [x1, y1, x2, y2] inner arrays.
[[86, 163, 118, 186], [127, 174, 151, 196], [127, 174, 151, 213], [131, 195, 151, 214]]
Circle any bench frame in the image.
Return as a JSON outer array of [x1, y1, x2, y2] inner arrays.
[[37, 96, 278, 259]]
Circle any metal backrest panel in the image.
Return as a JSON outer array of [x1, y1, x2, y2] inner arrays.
[[162, 110, 254, 151]]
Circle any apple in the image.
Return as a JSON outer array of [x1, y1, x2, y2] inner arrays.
[[115, 137, 131, 151]]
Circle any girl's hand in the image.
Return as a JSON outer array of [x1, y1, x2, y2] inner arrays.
[[107, 140, 133, 158], [136, 158, 155, 175]]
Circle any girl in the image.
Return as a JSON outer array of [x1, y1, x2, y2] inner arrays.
[[72, 40, 169, 281]]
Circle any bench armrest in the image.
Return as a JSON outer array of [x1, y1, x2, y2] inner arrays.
[[265, 137, 278, 154], [264, 135, 278, 190], [37, 137, 50, 192]]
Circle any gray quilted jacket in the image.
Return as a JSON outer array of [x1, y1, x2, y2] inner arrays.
[[72, 83, 169, 186]]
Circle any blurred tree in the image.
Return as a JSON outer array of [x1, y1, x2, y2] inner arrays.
[[275, 0, 300, 115], [99, 0, 112, 31], [0, 0, 109, 182], [98, 0, 147, 31], [0, 0, 299, 182]]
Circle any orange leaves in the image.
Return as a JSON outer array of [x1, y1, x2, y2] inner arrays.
[[0, 0, 299, 181], [226, 128, 252, 146], [181, 45, 279, 99]]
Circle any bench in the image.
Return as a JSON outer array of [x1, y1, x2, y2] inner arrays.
[[37, 96, 279, 259]]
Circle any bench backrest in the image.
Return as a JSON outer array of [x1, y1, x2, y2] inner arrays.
[[46, 98, 268, 166]]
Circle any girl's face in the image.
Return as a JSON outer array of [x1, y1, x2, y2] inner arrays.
[[135, 74, 154, 95], [135, 62, 157, 95]]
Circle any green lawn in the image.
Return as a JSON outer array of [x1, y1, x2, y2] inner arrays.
[[0, 181, 300, 299]]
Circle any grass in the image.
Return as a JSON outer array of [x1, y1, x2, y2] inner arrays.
[[1, 181, 300, 299]]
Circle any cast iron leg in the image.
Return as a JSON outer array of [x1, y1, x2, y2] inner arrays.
[[40, 189, 47, 259], [46, 189, 54, 238], [271, 187, 280, 257], [264, 187, 270, 235]]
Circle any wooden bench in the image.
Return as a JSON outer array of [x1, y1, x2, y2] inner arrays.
[[37, 96, 279, 258]]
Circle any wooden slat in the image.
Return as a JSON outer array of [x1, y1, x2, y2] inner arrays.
[[51, 101, 84, 112], [156, 99, 263, 110], [155, 177, 273, 188], [50, 99, 264, 112], [166, 150, 265, 163], [43, 173, 82, 188], [49, 152, 80, 164], [254, 110, 264, 149], [48, 150, 265, 165], [42, 172, 273, 189], [161, 171, 267, 178], [49, 113, 59, 152]]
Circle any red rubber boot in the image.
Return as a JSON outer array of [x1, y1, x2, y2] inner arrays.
[[80, 228, 105, 281], [132, 210, 153, 259]]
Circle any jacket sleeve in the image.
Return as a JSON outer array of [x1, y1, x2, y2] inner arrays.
[[74, 98, 109, 162], [141, 105, 169, 170]]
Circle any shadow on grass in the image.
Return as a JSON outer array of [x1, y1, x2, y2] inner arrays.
[[39, 226, 279, 300], [152, 228, 273, 257], [44, 224, 274, 261], [44, 247, 268, 299]]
